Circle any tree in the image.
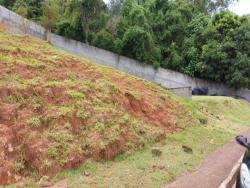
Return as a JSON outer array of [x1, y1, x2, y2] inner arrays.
[[12, 0, 28, 17], [93, 30, 116, 52], [108, 0, 123, 18], [192, 0, 238, 14], [66, 0, 103, 44], [200, 11, 250, 88], [12, 0, 43, 21], [41, 0, 60, 42], [181, 13, 210, 77], [0, 0, 16, 8], [121, 26, 160, 66]]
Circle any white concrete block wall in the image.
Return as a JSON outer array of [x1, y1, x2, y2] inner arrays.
[[117, 56, 156, 82], [0, 5, 46, 39], [51, 34, 119, 69]]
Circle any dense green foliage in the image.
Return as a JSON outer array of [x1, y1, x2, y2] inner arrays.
[[1, 0, 250, 89]]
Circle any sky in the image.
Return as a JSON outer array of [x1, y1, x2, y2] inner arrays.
[[229, 0, 250, 15], [103, 0, 250, 16]]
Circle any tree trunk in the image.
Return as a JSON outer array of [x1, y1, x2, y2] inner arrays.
[[46, 28, 52, 43], [85, 23, 89, 44]]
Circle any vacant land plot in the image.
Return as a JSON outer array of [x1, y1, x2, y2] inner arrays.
[[1, 32, 250, 188]]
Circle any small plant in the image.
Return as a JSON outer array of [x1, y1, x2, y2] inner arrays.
[[122, 114, 130, 124], [60, 106, 72, 116], [131, 120, 145, 135], [42, 159, 52, 169], [64, 122, 72, 129], [45, 80, 63, 88], [22, 79, 37, 86], [67, 72, 79, 80], [32, 99, 42, 110], [48, 144, 58, 159], [99, 140, 106, 150], [109, 128, 120, 142], [67, 90, 85, 99], [26, 117, 40, 128], [126, 142, 135, 149], [76, 109, 90, 120], [15, 159, 25, 172], [4, 95, 16, 103], [95, 122, 105, 133], [82, 80, 95, 90]]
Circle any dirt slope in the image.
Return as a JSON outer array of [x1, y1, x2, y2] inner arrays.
[[0, 32, 193, 186]]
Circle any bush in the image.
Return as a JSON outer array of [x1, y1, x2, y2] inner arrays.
[[93, 30, 116, 52], [121, 26, 160, 65], [26, 117, 40, 128]]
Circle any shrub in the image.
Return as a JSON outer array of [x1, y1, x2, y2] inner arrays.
[[15, 160, 25, 172], [26, 117, 40, 128]]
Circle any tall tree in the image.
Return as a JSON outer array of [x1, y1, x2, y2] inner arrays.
[[12, 0, 43, 21], [108, 0, 123, 18], [0, 0, 16, 8], [41, 0, 60, 42], [192, 0, 238, 13], [66, 0, 103, 44]]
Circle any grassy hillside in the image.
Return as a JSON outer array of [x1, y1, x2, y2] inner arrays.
[[1, 32, 250, 188], [0, 32, 193, 186]]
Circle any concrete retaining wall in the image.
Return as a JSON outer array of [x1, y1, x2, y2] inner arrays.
[[0, 5, 46, 39], [1, 5, 250, 100]]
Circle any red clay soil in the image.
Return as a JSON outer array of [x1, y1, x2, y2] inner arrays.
[[0, 32, 193, 186]]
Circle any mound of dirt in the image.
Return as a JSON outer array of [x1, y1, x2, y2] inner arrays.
[[0, 32, 193, 186]]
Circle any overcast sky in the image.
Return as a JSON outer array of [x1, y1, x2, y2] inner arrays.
[[229, 0, 250, 16], [103, 0, 250, 16]]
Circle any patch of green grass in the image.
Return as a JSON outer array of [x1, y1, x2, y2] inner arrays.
[[131, 119, 146, 135], [95, 122, 106, 133], [26, 117, 41, 128], [47, 132, 74, 143], [44, 80, 63, 88], [67, 90, 85, 99], [22, 79, 37, 86], [64, 122, 72, 130], [6, 179, 39, 188], [4, 95, 17, 103], [66, 72, 79, 80], [108, 124, 121, 142], [45, 132, 75, 166], [25, 59, 46, 70], [48, 144, 58, 159], [59, 106, 73, 116], [76, 109, 90, 120]]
